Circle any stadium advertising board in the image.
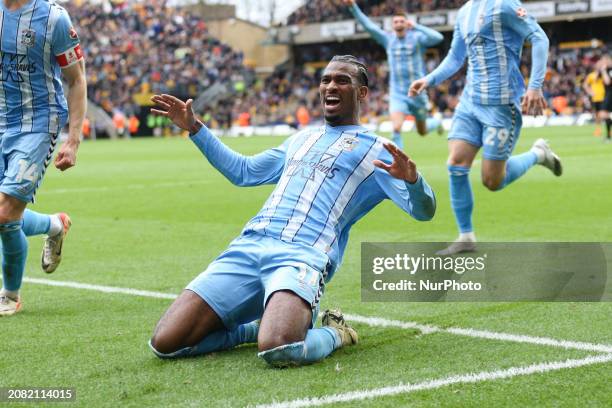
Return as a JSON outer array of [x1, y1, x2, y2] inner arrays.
[[320, 21, 355, 38], [591, 0, 612, 11], [556, 0, 591, 14], [523, 1, 556, 17], [417, 13, 448, 27]]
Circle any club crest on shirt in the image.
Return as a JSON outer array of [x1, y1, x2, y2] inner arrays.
[[517, 7, 527, 18], [20, 29, 35, 47], [340, 135, 360, 151]]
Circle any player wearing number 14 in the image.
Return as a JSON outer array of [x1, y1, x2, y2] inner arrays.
[[409, 0, 563, 254], [0, 0, 86, 316]]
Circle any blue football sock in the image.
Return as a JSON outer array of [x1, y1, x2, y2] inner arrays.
[[258, 327, 339, 366], [426, 117, 441, 133], [499, 151, 538, 189], [392, 131, 403, 149], [448, 165, 474, 234], [0, 221, 28, 292], [150, 320, 259, 359], [21, 209, 51, 236]]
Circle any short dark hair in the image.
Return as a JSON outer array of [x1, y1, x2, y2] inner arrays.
[[330, 55, 369, 87], [393, 9, 407, 17]]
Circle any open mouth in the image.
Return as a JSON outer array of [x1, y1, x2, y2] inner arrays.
[[325, 95, 341, 109]]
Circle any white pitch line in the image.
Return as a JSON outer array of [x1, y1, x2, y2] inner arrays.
[[345, 314, 612, 354], [21, 277, 612, 353], [255, 354, 612, 408], [43, 180, 209, 194], [23, 277, 177, 300]]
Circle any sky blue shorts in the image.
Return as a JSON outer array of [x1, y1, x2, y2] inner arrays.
[[186, 232, 330, 330], [389, 92, 429, 122], [0, 131, 58, 203], [448, 98, 523, 161]]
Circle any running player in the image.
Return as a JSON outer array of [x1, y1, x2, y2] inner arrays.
[[0, 0, 86, 316], [600, 55, 611, 142], [583, 59, 607, 137], [410, 0, 562, 255], [149, 56, 436, 366], [343, 0, 444, 148]]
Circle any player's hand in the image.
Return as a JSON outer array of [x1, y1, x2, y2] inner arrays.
[[409, 78, 428, 97], [373, 142, 418, 183], [341, 0, 355, 6], [54, 139, 79, 171], [521, 89, 547, 116], [151, 94, 198, 132]]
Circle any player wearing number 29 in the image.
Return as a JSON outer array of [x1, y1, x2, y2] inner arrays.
[[0, 0, 86, 316], [149, 56, 435, 367], [409, 0, 562, 255]]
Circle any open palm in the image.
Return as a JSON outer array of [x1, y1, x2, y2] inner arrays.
[[151, 94, 196, 131], [373, 142, 418, 183]]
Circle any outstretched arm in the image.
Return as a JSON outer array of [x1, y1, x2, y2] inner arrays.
[[409, 22, 465, 96], [373, 142, 436, 221], [344, 0, 389, 47], [151, 94, 285, 186], [414, 24, 444, 48]]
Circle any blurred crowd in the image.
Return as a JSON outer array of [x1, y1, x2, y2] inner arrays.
[[66, 0, 250, 117], [228, 45, 608, 127], [287, 0, 537, 25], [67, 1, 608, 132]]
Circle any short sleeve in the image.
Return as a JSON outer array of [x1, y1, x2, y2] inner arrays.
[[52, 9, 83, 68], [502, 0, 541, 40]]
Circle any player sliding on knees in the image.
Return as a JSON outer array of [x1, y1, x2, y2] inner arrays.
[[343, 0, 444, 148], [149, 55, 436, 367], [409, 0, 562, 255]]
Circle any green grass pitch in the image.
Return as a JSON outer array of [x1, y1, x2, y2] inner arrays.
[[2, 126, 611, 407]]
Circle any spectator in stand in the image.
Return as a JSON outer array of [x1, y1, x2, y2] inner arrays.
[[66, 0, 251, 121], [129, 115, 141, 138]]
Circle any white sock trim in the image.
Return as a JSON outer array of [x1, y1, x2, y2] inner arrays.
[[0, 288, 19, 300], [458, 232, 476, 242], [531, 147, 545, 164], [48, 215, 63, 236]]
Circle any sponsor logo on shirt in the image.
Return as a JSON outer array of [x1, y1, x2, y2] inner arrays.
[[0, 52, 36, 82], [69, 27, 78, 39], [287, 149, 340, 180], [517, 7, 527, 18]]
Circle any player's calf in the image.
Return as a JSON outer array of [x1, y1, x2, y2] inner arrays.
[[257, 291, 328, 367], [150, 290, 223, 356]]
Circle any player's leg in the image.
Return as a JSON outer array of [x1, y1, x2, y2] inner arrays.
[[149, 238, 264, 358], [602, 101, 611, 141], [0, 132, 57, 316], [0, 194, 27, 316], [390, 111, 406, 149], [257, 243, 356, 367], [149, 289, 260, 358], [411, 94, 443, 136], [437, 101, 481, 256], [480, 104, 561, 192], [257, 291, 356, 367], [389, 94, 410, 148], [593, 102, 602, 137]]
